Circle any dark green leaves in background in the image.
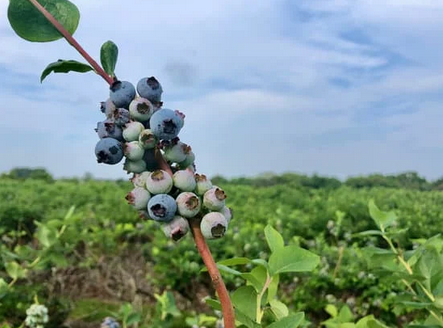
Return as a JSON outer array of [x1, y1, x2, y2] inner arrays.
[[40, 59, 94, 82], [8, 0, 80, 42], [100, 40, 119, 78]]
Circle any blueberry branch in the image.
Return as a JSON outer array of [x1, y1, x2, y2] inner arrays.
[[189, 219, 236, 328], [27, 0, 114, 85]]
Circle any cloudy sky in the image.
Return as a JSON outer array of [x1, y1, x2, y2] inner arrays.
[[1, 0, 443, 180]]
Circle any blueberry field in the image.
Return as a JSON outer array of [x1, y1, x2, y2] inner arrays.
[[1, 172, 443, 327]]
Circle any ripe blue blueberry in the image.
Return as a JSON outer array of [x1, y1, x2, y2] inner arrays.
[[111, 108, 130, 126], [95, 138, 124, 165], [109, 80, 136, 108], [176, 192, 201, 218], [150, 108, 184, 140], [100, 98, 116, 117], [137, 77, 163, 104], [162, 215, 190, 241], [95, 119, 123, 141], [200, 212, 228, 239], [101, 317, 120, 328], [147, 194, 177, 222]]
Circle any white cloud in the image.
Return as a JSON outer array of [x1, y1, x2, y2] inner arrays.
[[1, 0, 443, 179]]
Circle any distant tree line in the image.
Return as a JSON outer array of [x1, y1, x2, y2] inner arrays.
[[2, 167, 443, 190]]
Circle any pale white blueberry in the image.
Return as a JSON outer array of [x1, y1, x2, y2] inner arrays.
[[129, 97, 154, 122], [201, 212, 228, 239], [123, 121, 145, 142], [176, 192, 201, 218], [162, 215, 190, 241], [146, 170, 173, 194], [173, 169, 196, 191], [203, 187, 226, 210], [126, 187, 151, 210], [195, 174, 213, 196]]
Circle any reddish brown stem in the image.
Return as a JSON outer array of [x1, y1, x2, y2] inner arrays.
[[27, 0, 114, 85], [154, 148, 173, 176], [190, 219, 236, 328]]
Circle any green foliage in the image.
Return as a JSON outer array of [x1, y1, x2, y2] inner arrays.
[[206, 225, 319, 327], [101, 40, 119, 78], [7, 0, 80, 42], [40, 59, 94, 82]]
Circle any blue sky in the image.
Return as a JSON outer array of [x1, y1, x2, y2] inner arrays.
[[1, 0, 443, 180]]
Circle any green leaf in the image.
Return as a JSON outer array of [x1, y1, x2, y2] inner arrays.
[[0, 278, 8, 298], [367, 319, 390, 328], [325, 304, 338, 318], [368, 200, 396, 231], [232, 286, 258, 321], [217, 264, 242, 276], [265, 225, 285, 253], [36, 224, 57, 248], [354, 230, 384, 237], [267, 312, 304, 328], [40, 59, 94, 82], [8, 0, 80, 42], [126, 312, 141, 326], [241, 266, 267, 292], [338, 305, 354, 322], [205, 298, 222, 311], [218, 257, 251, 266], [268, 245, 320, 276], [5, 261, 26, 280], [269, 299, 288, 320], [267, 273, 279, 303], [100, 40, 118, 77], [235, 309, 261, 328]]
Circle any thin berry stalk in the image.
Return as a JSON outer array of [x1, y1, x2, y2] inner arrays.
[[189, 219, 236, 328], [27, 0, 114, 85]]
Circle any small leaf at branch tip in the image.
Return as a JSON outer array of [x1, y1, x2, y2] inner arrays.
[[101, 40, 119, 77], [40, 59, 94, 82]]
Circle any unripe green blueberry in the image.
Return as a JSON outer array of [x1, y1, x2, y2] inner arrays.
[[131, 171, 151, 187], [164, 142, 190, 163], [162, 216, 190, 241], [124, 159, 147, 173], [218, 206, 233, 223], [201, 212, 228, 239], [176, 192, 201, 218], [173, 169, 197, 191], [124, 141, 145, 161], [195, 174, 213, 196], [203, 187, 226, 210], [139, 129, 158, 149], [123, 121, 145, 142], [179, 150, 195, 168], [125, 187, 151, 210], [129, 97, 154, 122], [146, 170, 173, 194]]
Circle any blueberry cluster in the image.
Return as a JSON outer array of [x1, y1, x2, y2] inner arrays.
[[95, 77, 232, 241]]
